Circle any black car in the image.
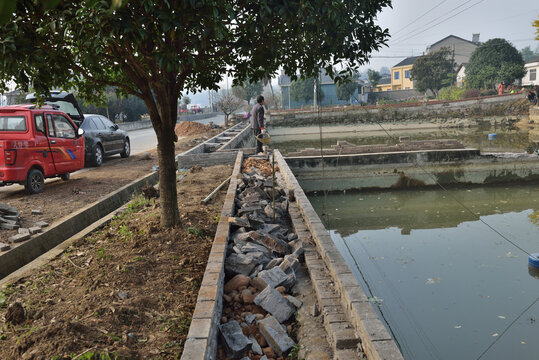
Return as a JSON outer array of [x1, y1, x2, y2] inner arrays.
[[80, 114, 130, 166]]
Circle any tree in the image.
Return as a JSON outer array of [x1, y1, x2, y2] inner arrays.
[[520, 46, 537, 63], [0, 0, 390, 227], [216, 90, 243, 127], [411, 47, 455, 97], [380, 66, 391, 76], [367, 69, 382, 90], [336, 74, 359, 103], [465, 38, 526, 89], [535, 17, 539, 40], [290, 77, 324, 104], [181, 96, 191, 107], [262, 86, 281, 110], [81, 90, 148, 122], [232, 79, 263, 103]]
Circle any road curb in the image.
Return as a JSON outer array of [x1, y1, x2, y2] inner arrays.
[[0, 170, 159, 280]]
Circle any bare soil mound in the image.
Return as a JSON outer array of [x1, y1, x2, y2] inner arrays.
[[175, 121, 211, 137]]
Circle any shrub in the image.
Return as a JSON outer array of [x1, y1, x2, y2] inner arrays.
[[480, 89, 497, 97], [462, 89, 481, 99], [438, 86, 465, 101]]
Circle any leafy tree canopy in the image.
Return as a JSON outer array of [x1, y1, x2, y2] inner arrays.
[[232, 79, 263, 103], [520, 46, 538, 63], [411, 47, 455, 96], [465, 38, 525, 89], [367, 69, 382, 89], [336, 72, 359, 102], [80, 89, 148, 123], [181, 96, 191, 106], [290, 77, 324, 104], [0, 0, 390, 226]]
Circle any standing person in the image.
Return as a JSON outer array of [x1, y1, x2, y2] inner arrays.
[[251, 95, 265, 154], [497, 81, 505, 95]]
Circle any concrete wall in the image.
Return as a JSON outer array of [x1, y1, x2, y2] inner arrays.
[[369, 89, 425, 103], [275, 150, 404, 360], [269, 93, 526, 127], [285, 151, 539, 192]]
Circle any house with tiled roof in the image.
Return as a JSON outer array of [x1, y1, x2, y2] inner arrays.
[[426, 34, 480, 67]]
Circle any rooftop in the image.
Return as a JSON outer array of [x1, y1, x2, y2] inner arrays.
[[393, 56, 420, 68]]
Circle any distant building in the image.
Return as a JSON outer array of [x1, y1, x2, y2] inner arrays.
[[390, 56, 419, 91], [426, 34, 479, 67], [522, 56, 539, 86], [375, 76, 391, 92], [278, 71, 367, 109]]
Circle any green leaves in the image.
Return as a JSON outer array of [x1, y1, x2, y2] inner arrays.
[[411, 47, 455, 96], [465, 38, 526, 89]]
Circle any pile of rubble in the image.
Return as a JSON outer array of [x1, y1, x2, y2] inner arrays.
[[0, 204, 49, 252], [219, 160, 303, 360], [174, 121, 211, 137], [241, 158, 279, 178]]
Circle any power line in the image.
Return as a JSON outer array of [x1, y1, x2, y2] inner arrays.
[[475, 297, 538, 360], [391, 0, 449, 37], [390, 0, 477, 43], [394, 0, 486, 44]]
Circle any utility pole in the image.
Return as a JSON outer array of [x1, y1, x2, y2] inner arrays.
[[313, 78, 318, 111]]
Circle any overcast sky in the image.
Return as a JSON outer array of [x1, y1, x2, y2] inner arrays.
[[362, 0, 539, 72]]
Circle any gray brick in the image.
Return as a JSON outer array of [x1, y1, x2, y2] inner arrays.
[[254, 286, 295, 323], [258, 316, 295, 356]]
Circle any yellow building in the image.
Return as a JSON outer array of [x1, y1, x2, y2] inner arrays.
[[374, 76, 391, 92], [390, 56, 418, 91]]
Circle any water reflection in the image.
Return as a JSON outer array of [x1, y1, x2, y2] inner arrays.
[[310, 184, 539, 360]]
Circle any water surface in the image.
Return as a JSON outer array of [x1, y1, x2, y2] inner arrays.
[[309, 185, 539, 360]]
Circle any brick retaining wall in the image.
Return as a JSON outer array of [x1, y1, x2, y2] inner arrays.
[[181, 151, 243, 360]]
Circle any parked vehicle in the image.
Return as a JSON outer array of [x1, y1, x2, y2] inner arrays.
[[25, 91, 85, 126], [0, 104, 85, 194], [80, 114, 130, 167]]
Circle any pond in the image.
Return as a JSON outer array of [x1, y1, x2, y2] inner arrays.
[[271, 123, 534, 155], [309, 184, 539, 360]]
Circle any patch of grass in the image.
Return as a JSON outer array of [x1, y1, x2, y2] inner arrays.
[[96, 247, 109, 261], [288, 343, 300, 359], [127, 195, 150, 213], [118, 224, 133, 239], [132, 256, 145, 262], [187, 226, 202, 238]]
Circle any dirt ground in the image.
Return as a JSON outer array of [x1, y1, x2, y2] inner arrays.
[[0, 130, 220, 244], [0, 163, 232, 359]]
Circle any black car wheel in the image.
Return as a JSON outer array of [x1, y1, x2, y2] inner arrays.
[[120, 139, 130, 158], [93, 144, 103, 167], [60, 173, 70, 181], [25, 168, 44, 194]]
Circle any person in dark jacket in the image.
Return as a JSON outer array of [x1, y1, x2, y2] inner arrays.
[[251, 95, 265, 154]]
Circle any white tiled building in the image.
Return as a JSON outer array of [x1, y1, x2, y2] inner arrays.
[[523, 56, 539, 86]]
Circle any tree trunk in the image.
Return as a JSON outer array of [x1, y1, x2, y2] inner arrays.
[[150, 91, 180, 228], [224, 113, 229, 127]]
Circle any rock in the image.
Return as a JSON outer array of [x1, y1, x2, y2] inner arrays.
[[249, 264, 264, 278], [0, 242, 11, 251], [292, 241, 305, 260], [245, 314, 257, 324], [34, 221, 49, 228], [18, 228, 30, 234], [287, 233, 297, 242], [224, 274, 251, 293], [254, 286, 295, 323], [5, 302, 25, 325], [242, 292, 257, 304], [250, 277, 267, 291], [256, 266, 288, 289], [139, 151, 152, 160], [245, 251, 270, 267], [254, 331, 267, 347], [262, 346, 276, 359], [265, 257, 283, 270], [260, 223, 282, 234], [238, 205, 262, 216], [229, 216, 250, 228], [259, 316, 296, 356], [232, 230, 253, 248], [0, 223, 19, 230], [0, 203, 18, 215], [281, 272, 297, 292], [9, 233, 30, 243], [31, 209, 42, 215], [250, 231, 290, 255], [279, 254, 299, 275], [249, 335, 263, 355], [275, 286, 286, 295], [219, 320, 252, 358], [242, 242, 270, 254], [225, 254, 256, 276], [28, 226, 42, 235], [117, 291, 129, 300], [286, 295, 303, 309]]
